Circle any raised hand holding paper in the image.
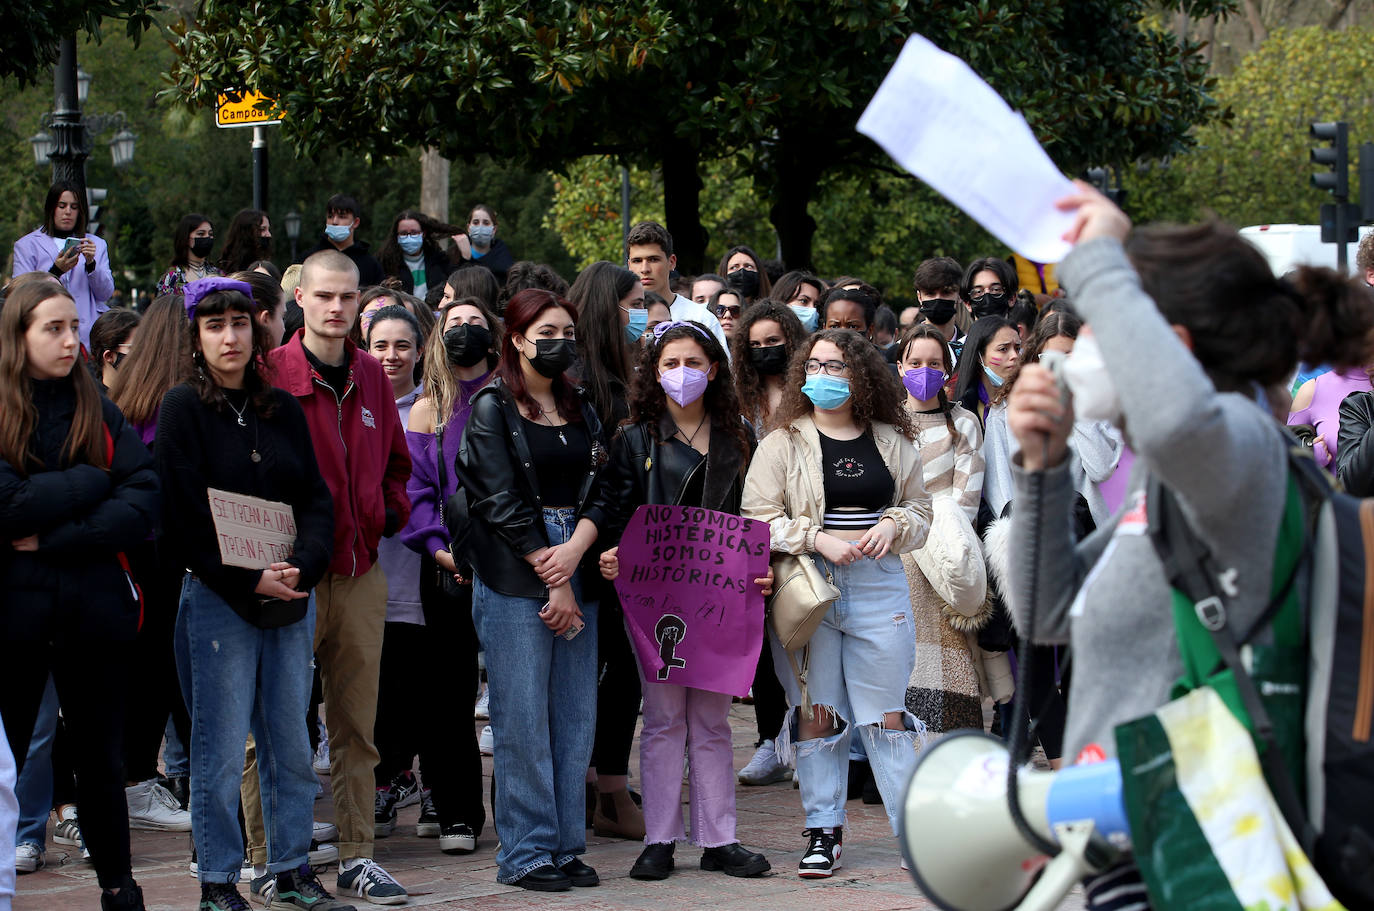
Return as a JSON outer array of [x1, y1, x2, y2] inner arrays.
[[857, 33, 1078, 264]]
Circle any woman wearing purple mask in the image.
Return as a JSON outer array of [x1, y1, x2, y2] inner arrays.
[[895, 324, 995, 739], [595, 320, 772, 882]]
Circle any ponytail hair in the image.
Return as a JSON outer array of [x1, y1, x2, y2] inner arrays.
[[1126, 220, 1374, 392]]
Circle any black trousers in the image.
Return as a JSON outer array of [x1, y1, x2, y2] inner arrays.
[[122, 541, 192, 783], [1, 640, 132, 889], [751, 635, 787, 744], [371, 559, 485, 834], [590, 588, 641, 777]]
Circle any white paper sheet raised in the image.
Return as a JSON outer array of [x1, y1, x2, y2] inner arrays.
[[207, 488, 297, 570], [857, 33, 1077, 264]]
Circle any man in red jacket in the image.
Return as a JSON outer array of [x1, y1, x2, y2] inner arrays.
[[268, 249, 413, 905]]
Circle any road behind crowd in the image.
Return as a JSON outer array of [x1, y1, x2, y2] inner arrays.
[[14, 705, 1084, 910]]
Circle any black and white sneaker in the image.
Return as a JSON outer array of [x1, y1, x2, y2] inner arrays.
[[797, 827, 842, 879], [439, 823, 476, 855], [415, 790, 439, 838], [386, 772, 422, 809], [373, 789, 397, 838]]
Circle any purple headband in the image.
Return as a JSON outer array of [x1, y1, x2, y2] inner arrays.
[[183, 277, 255, 319], [652, 319, 712, 343]]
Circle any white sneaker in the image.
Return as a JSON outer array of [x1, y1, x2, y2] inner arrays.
[[474, 685, 490, 720], [313, 820, 339, 842], [313, 738, 331, 775], [478, 725, 494, 756], [126, 779, 193, 831], [738, 740, 791, 785], [15, 843, 44, 873]]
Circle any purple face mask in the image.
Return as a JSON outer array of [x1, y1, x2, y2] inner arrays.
[[659, 365, 710, 407], [902, 365, 946, 401]]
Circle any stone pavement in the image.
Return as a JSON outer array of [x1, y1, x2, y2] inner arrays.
[[14, 706, 1085, 910]]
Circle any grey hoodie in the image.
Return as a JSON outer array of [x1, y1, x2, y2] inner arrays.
[[1008, 237, 1286, 761]]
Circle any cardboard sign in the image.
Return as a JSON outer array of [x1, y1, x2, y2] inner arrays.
[[614, 504, 770, 697], [207, 488, 297, 569]]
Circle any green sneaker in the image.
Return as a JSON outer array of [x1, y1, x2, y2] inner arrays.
[[267, 864, 358, 910], [199, 883, 251, 911]]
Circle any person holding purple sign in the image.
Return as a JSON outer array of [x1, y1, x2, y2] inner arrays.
[[742, 328, 932, 878], [597, 320, 773, 882]]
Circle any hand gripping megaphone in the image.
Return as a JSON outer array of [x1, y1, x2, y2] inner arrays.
[[900, 730, 1132, 911]]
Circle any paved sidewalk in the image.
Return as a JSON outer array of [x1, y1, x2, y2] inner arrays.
[[13, 706, 1084, 910]]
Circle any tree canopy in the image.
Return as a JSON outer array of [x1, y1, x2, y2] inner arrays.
[[0, 0, 158, 87], [168, 0, 1235, 271]]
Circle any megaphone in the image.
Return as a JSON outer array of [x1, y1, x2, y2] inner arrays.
[[900, 730, 1132, 911]]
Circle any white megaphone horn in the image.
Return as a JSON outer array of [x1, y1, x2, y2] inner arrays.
[[900, 730, 1132, 911]]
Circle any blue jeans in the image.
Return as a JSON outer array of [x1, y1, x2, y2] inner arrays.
[[163, 716, 189, 778], [174, 576, 316, 883], [771, 552, 923, 835], [13, 677, 58, 849], [472, 508, 598, 884]]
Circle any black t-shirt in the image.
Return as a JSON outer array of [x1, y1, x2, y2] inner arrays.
[[523, 417, 589, 508], [818, 430, 893, 530], [303, 343, 351, 400]]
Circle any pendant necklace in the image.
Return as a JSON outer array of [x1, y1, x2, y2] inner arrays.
[[226, 394, 263, 462], [539, 406, 568, 446], [675, 414, 708, 450]]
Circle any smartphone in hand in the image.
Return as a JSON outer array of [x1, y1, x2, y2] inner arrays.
[[62, 237, 80, 255]]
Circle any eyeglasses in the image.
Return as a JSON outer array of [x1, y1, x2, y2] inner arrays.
[[716, 305, 742, 318], [804, 358, 849, 376], [969, 284, 1006, 300]]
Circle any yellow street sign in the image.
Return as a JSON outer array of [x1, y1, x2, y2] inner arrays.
[[216, 90, 284, 129]]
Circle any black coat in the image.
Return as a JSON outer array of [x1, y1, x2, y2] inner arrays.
[[452, 239, 514, 286], [1337, 390, 1374, 495], [601, 412, 755, 545], [0, 378, 159, 642], [454, 378, 610, 598]]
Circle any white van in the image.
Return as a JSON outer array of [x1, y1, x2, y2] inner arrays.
[[1239, 223, 1371, 277]]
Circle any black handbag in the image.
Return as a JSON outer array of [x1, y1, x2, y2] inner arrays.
[[434, 426, 473, 597]]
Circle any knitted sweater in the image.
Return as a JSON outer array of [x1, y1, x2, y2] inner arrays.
[[907, 403, 984, 522]]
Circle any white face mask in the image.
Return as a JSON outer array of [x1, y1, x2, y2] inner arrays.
[[1061, 332, 1122, 424]]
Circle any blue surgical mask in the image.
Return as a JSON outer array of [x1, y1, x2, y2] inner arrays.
[[325, 223, 352, 243], [802, 374, 852, 410], [622, 307, 648, 344], [469, 225, 495, 246], [398, 234, 423, 255], [789, 304, 819, 332], [983, 365, 1005, 387]]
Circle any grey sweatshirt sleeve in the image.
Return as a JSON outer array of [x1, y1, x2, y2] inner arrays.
[[1070, 420, 1122, 483]]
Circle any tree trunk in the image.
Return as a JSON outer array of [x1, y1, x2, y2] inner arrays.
[[419, 147, 450, 223], [1242, 0, 1268, 45], [661, 142, 708, 274], [767, 137, 822, 272]]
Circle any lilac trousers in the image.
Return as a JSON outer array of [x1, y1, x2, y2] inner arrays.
[[639, 682, 737, 847]]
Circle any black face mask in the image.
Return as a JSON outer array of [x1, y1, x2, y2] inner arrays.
[[191, 237, 215, 259], [918, 298, 958, 326], [257, 235, 272, 253], [970, 292, 1010, 319], [749, 344, 788, 376], [526, 337, 576, 378], [727, 269, 760, 299], [443, 324, 492, 368]]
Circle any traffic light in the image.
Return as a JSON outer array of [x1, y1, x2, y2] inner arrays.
[[1360, 143, 1374, 226], [1085, 166, 1126, 208], [1310, 121, 1349, 198], [87, 186, 107, 236]]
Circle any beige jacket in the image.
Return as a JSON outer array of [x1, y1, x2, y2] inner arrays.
[[742, 415, 932, 555]]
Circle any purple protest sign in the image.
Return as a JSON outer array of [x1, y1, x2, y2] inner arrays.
[[614, 504, 770, 698]]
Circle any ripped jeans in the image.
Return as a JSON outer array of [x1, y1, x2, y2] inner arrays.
[[770, 552, 922, 835]]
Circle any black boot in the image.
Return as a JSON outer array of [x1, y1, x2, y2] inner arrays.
[[701, 842, 771, 877], [628, 842, 675, 880], [100, 874, 146, 911]]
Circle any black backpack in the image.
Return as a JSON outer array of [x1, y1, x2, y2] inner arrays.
[[1149, 441, 1374, 908]]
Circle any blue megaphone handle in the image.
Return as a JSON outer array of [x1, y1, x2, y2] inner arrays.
[[1045, 759, 1131, 840]]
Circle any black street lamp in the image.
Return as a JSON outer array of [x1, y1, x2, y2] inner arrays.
[[34, 36, 136, 197], [284, 211, 302, 262]]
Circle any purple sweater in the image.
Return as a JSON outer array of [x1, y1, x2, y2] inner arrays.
[[12, 229, 114, 348], [401, 373, 491, 560]]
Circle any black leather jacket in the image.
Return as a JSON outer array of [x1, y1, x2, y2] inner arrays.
[[454, 378, 609, 598], [602, 412, 755, 544], [1337, 389, 1374, 495]]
